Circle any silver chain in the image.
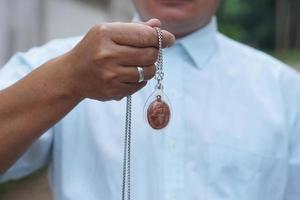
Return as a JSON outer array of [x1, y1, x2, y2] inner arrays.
[[121, 27, 163, 200], [154, 27, 164, 90], [122, 95, 132, 200]]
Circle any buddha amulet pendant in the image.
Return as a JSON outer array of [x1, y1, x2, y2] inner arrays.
[[147, 95, 171, 130], [144, 27, 171, 130]]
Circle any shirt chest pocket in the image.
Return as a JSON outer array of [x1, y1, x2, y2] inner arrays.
[[207, 145, 260, 183], [205, 143, 277, 195]]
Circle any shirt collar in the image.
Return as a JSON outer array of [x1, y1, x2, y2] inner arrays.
[[177, 17, 218, 69], [132, 14, 218, 69]]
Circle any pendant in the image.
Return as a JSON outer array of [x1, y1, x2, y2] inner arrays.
[[144, 89, 171, 130], [144, 27, 171, 130]]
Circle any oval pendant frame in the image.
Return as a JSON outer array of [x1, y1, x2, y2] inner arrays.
[[144, 89, 172, 130]]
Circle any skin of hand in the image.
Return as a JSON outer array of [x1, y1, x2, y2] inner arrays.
[[64, 18, 175, 101], [0, 19, 175, 173]]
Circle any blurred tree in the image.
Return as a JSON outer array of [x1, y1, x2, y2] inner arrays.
[[75, 0, 109, 7], [276, 0, 300, 52], [217, 0, 275, 50]]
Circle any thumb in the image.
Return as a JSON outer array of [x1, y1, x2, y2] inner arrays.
[[144, 18, 161, 28], [143, 18, 176, 47]]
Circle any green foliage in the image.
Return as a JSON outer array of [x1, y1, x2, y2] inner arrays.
[[75, 0, 109, 7], [217, 0, 275, 50], [272, 50, 300, 64]]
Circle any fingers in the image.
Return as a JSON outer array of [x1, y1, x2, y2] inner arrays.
[[121, 81, 147, 95], [116, 65, 156, 83], [109, 23, 175, 48], [113, 45, 158, 66], [113, 81, 147, 101], [161, 30, 176, 48], [144, 18, 161, 28]]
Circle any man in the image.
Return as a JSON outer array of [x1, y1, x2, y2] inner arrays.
[[1, 0, 300, 199]]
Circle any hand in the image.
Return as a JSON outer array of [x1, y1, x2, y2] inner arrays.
[[64, 19, 175, 101]]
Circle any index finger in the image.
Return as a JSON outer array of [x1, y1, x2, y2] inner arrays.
[[108, 23, 175, 48]]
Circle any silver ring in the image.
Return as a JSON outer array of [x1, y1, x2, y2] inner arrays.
[[137, 66, 144, 83]]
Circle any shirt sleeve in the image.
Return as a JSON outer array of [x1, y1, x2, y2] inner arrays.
[[0, 37, 81, 182], [0, 36, 82, 182], [0, 49, 54, 182], [281, 67, 300, 200]]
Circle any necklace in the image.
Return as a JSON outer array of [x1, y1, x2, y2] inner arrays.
[[122, 95, 132, 200], [121, 27, 171, 200], [145, 27, 171, 130]]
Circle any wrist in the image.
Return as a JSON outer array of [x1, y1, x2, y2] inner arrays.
[[46, 52, 85, 103]]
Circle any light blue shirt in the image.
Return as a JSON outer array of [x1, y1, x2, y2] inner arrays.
[[1, 19, 300, 200]]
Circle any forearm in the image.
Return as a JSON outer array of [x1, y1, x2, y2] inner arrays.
[[0, 53, 81, 174]]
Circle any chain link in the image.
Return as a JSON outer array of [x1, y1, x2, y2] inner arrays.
[[154, 27, 164, 90]]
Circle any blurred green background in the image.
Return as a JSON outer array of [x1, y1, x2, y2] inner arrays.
[[218, 0, 300, 66]]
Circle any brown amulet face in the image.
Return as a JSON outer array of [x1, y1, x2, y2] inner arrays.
[[147, 96, 171, 130]]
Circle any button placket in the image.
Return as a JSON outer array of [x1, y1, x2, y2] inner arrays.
[[163, 45, 186, 200]]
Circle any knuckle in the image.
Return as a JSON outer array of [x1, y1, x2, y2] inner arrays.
[[94, 24, 110, 36], [90, 25, 100, 33], [100, 69, 118, 83], [107, 71, 118, 81], [94, 48, 114, 63], [90, 24, 111, 42]]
